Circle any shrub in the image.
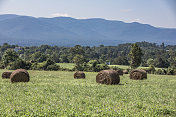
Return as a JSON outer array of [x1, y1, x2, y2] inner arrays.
[[0, 61, 5, 69], [7, 59, 31, 70], [32, 59, 60, 71], [30, 62, 39, 70], [46, 64, 60, 71], [167, 67, 176, 75], [94, 64, 110, 72], [111, 66, 120, 70], [154, 69, 166, 75]]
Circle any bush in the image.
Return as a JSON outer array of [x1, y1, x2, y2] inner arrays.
[[113, 56, 129, 65], [30, 59, 60, 71], [167, 67, 176, 75], [60, 67, 74, 71], [94, 64, 110, 72], [46, 64, 60, 71], [34, 59, 60, 71], [110, 66, 120, 70], [30, 62, 39, 70], [73, 62, 89, 71], [0, 61, 5, 69], [154, 69, 167, 75], [7, 59, 31, 70]]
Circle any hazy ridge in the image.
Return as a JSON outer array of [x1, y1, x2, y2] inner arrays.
[[0, 14, 176, 46]]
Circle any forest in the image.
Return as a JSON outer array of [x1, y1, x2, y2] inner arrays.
[[0, 41, 176, 74]]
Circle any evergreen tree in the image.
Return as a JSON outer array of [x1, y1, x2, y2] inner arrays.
[[73, 55, 85, 71], [129, 43, 143, 69]]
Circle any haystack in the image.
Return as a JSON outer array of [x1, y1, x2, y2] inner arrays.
[[74, 71, 85, 79], [10, 69, 30, 83], [2, 72, 12, 79], [123, 70, 128, 74], [96, 70, 120, 85], [130, 69, 147, 80], [116, 69, 123, 76]]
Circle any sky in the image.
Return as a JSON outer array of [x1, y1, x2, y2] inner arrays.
[[0, 0, 176, 28]]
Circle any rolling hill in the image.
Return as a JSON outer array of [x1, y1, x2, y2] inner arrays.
[[0, 14, 176, 46]]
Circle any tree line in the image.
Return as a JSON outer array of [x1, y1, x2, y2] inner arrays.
[[0, 42, 176, 73]]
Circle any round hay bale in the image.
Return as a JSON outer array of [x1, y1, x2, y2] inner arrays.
[[2, 72, 12, 79], [10, 69, 30, 83], [74, 71, 85, 79], [116, 69, 123, 76], [96, 70, 120, 85], [130, 69, 147, 80], [123, 70, 128, 74]]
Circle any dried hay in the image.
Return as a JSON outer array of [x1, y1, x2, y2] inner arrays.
[[123, 70, 128, 74], [74, 71, 85, 79], [116, 69, 123, 76], [2, 72, 12, 79], [10, 69, 30, 83], [96, 70, 120, 85], [130, 69, 147, 80]]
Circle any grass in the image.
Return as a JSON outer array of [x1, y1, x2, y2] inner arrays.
[[57, 63, 131, 70], [109, 65, 130, 69], [0, 69, 176, 116], [57, 63, 161, 70], [57, 63, 75, 70]]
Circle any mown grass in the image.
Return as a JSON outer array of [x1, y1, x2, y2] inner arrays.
[[0, 69, 176, 116], [57, 63, 131, 70], [57, 63, 160, 70], [109, 65, 130, 69], [57, 63, 75, 70]]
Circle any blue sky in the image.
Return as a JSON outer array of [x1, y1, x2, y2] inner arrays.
[[0, 0, 176, 28]]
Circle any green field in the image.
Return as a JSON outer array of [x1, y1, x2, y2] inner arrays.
[[0, 69, 176, 116], [57, 63, 131, 70], [109, 65, 130, 69], [57, 63, 75, 70], [57, 63, 161, 70]]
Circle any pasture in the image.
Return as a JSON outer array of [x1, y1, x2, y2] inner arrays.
[[0, 69, 175, 116]]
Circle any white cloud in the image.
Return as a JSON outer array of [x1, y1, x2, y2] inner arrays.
[[51, 13, 70, 17]]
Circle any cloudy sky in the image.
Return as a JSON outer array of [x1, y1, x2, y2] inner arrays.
[[0, 0, 176, 28]]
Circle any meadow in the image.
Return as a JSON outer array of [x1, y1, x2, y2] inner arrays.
[[57, 63, 75, 70], [0, 69, 176, 116], [57, 63, 162, 71]]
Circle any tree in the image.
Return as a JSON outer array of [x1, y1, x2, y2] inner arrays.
[[40, 59, 60, 71], [129, 43, 143, 69], [69, 45, 85, 56], [73, 55, 85, 71], [113, 56, 129, 65], [50, 52, 60, 63], [30, 51, 47, 63], [153, 57, 169, 68], [147, 58, 154, 66], [7, 58, 31, 70], [60, 54, 69, 63], [2, 49, 19, 68], [168, 50, 176, 67]]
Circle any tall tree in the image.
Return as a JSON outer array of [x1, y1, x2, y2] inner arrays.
[[129, 43, 143, 69], [2, 49, 19, 67], [73, 55, 85, 71]]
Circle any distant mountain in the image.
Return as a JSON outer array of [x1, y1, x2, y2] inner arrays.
[[0, 14, 176, 46]]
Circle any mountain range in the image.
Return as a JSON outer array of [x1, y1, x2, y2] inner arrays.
[[0, 14, 176, 46]]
